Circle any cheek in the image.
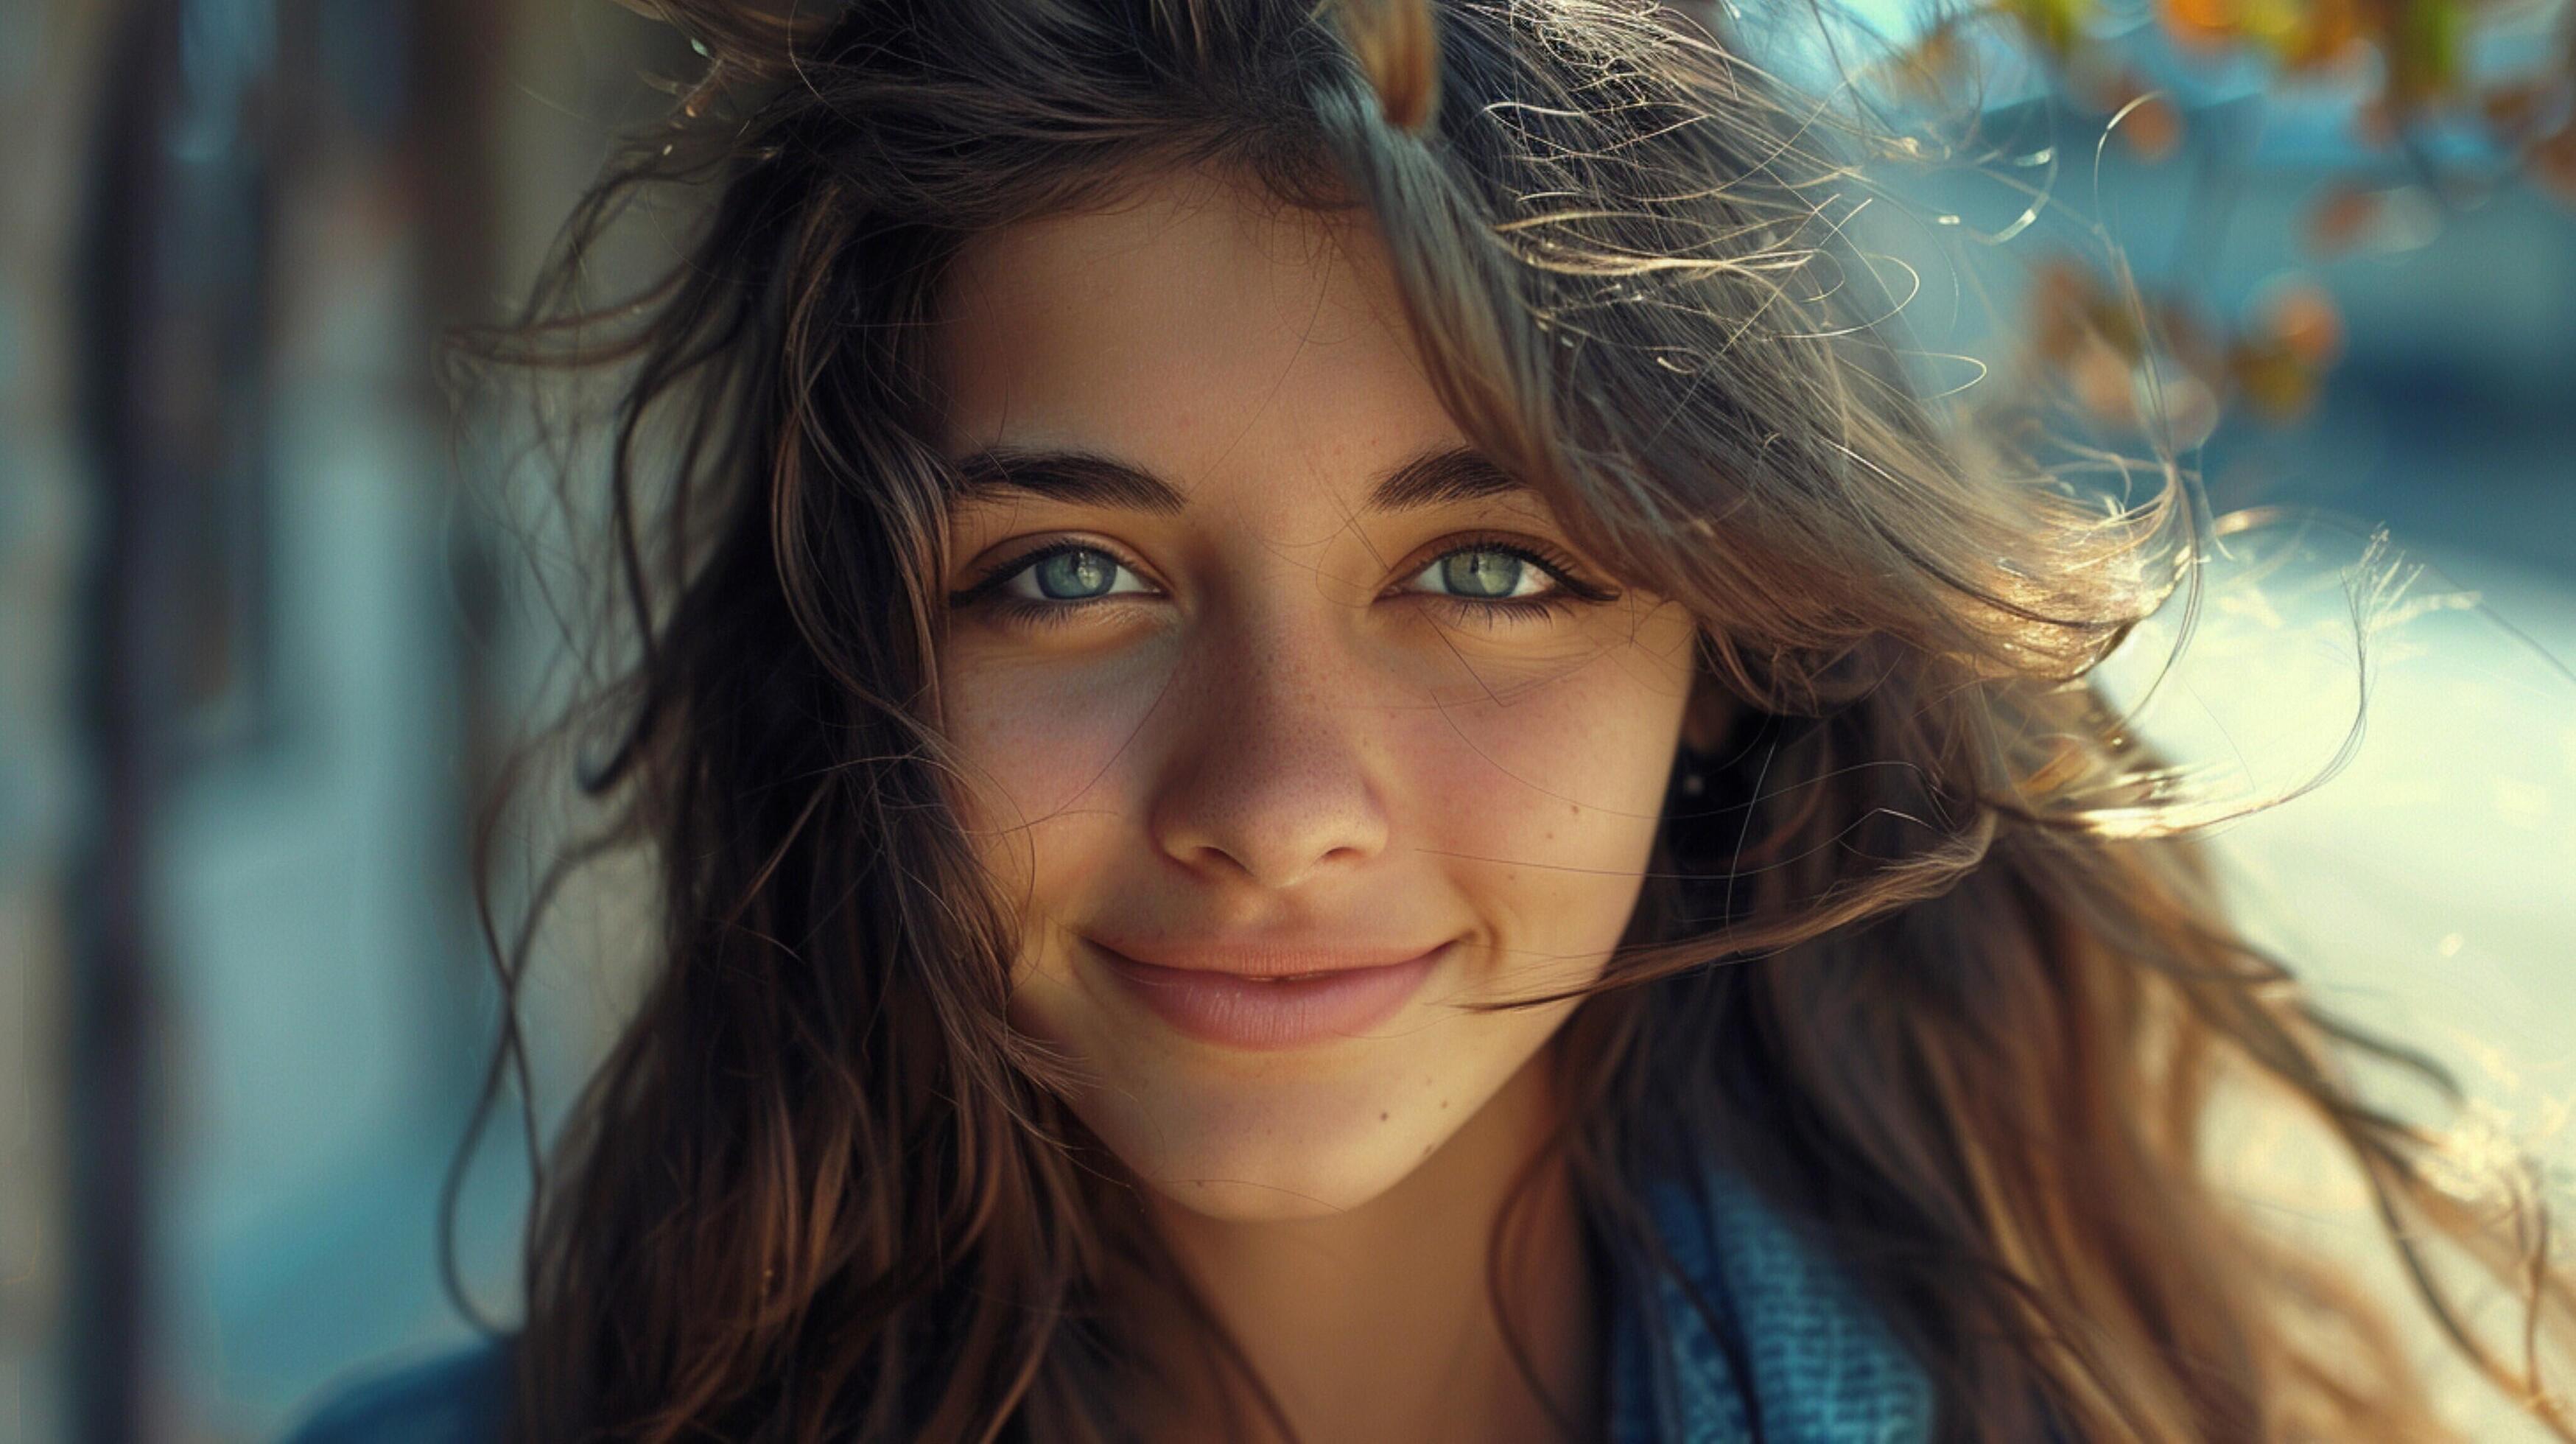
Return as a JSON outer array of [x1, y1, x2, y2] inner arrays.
[[942, 642, 1171, 903], [1400, 636, 1693, 984]]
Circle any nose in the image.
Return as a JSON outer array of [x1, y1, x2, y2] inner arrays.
[[1145, 620, 1392, 891]]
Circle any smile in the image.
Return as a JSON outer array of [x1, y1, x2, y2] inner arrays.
[[1087, 939, 1450, 1051]]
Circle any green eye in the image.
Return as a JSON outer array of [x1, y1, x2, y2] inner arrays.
[[1031, 548, 1119, 600], [1438, 550, 1527, 599], [1422, 544, 1556, 606], [986, 544, 1151, 605], [1396, 539, 1612, 625]]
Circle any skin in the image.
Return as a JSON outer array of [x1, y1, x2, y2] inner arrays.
[[930, 167, 1702, 1441]]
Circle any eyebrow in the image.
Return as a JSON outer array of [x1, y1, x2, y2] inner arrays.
[[946, 444, 1529, 516]]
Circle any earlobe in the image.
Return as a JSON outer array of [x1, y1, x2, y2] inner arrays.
[[1678, 678, 1740, 755], [1675, 623, 1747, 756]]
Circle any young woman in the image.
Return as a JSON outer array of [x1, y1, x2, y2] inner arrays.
[[292, 1, 2575, 1440]]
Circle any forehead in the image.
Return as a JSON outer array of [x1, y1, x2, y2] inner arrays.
[[927, 169, 1473, 516]]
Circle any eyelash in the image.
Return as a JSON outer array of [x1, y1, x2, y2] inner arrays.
[[948, 533, 1618, 633]]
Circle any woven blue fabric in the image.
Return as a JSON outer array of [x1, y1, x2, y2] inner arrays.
[[283, 1169, 1933, 1443], [1607, 1168, 1936, 1443]]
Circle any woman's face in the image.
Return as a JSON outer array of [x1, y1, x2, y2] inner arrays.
[[930, 169, 1698, 1222]]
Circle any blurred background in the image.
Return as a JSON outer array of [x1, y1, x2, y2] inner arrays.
[[0, 0, 2569, 1440]]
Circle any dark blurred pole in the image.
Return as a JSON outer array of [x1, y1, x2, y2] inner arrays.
[[71, 0, 282, 1434], [68, 4, 184, 1437], [410, 0, 507, 1032]]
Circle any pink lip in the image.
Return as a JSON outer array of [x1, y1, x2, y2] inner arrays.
[[1088, 939, 1449, 1051]]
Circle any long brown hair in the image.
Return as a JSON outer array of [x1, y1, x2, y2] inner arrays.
[[456, 1, 2576, 1439]]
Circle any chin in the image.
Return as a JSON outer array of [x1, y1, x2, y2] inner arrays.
[[1074, 1062, 1459, 1223]]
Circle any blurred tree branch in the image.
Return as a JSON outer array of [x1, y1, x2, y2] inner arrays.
[[1860, 0, 2575, 438]]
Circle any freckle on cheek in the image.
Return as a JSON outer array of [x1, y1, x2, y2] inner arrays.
[[1379, 1112, 1389, 1122]]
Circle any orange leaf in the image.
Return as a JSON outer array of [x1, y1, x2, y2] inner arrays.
[[2071, 342, 2142, 424], [2259, 283, 2345, 369], [2229, 340, 2322, 420], [2304, 182, 2382, 256], [2278, 0, 2368, 71], [2478, 79, 2561, 141], [2158, 0, 2239, 52], [2031, 260, 2099, 365], [2155, 300, 2227, 387], [2530, 123, 2576, 206], [1880, 21, 1968, 104], [2120, 93, 2186, 162]]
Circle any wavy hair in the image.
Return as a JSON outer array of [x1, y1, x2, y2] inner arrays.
[[455, 1, 2576, 1439]]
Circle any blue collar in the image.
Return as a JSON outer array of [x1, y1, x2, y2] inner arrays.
[[1609, 1168, 1936, 1443]]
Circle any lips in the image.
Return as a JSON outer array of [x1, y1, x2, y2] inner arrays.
[[1085, 936, 1450, 1051], [1087, 936, 1450, 979]]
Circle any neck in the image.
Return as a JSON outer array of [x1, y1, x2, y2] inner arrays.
[[1130, 1048, 1598, 1444]]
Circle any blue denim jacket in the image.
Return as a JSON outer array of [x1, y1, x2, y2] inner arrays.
[[287, 1171, 1934, 1443]]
